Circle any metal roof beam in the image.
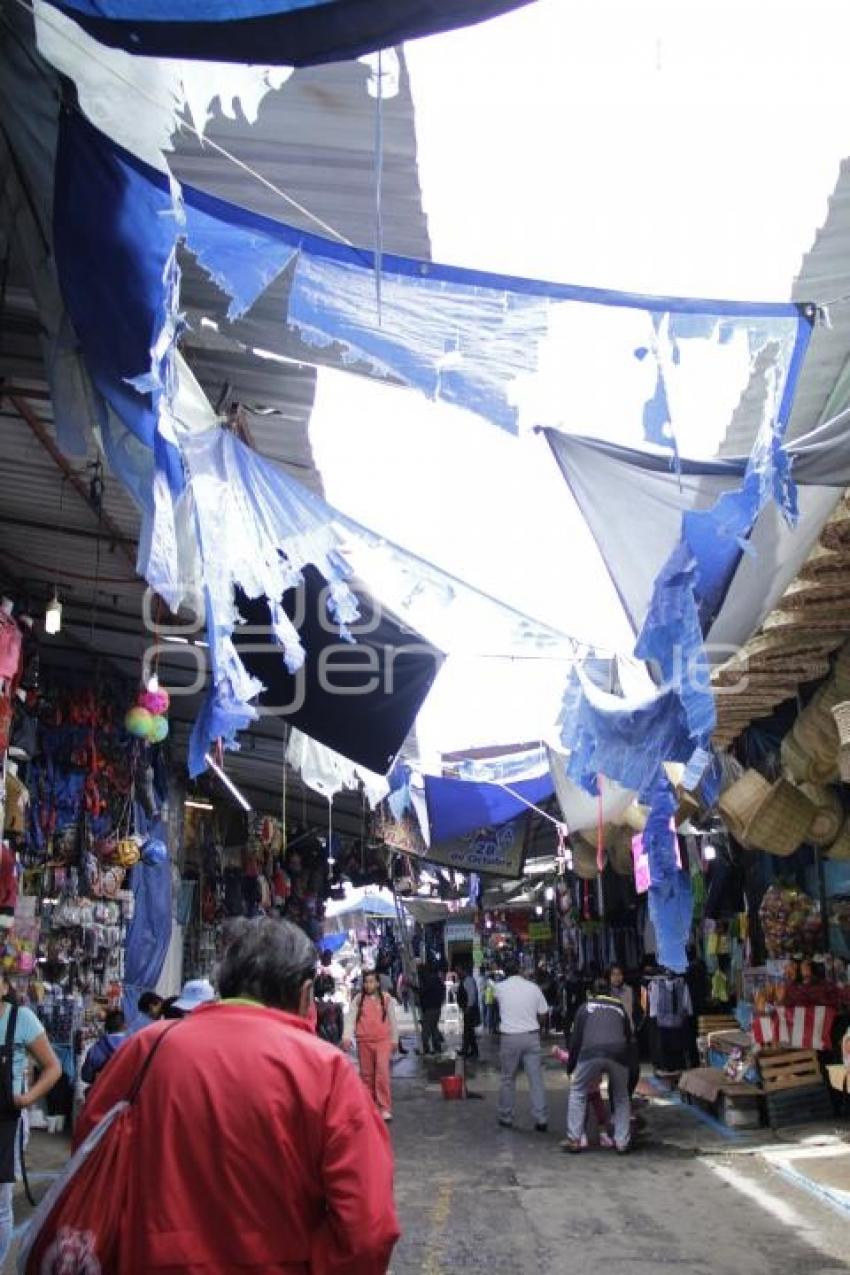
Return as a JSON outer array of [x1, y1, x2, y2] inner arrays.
[[4, 392, 138, 570]]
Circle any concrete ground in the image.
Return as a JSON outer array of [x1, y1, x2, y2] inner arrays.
[[6, 1021, 850, 1274]]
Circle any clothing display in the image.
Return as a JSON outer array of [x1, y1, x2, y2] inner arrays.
[[647, 975, 693, 1073]]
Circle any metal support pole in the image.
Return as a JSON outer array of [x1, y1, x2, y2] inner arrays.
[[391, 881, 424, 1055], [814, 845, 832, 955]]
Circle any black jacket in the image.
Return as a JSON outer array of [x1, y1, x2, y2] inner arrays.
[[567, 994, 632, 1072], [416, 970, 445, 1012]]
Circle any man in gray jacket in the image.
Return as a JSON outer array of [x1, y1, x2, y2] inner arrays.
[[563, 976, 633, 1154]]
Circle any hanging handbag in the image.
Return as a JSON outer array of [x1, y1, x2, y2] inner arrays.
[[18, 1022, 179, 1275], [0, 1000, 21, 1184]]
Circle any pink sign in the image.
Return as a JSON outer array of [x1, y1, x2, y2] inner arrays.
[[632, 821, 680, 894], [632, 834, 651, 894]]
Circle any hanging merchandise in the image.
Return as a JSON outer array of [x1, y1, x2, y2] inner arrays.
[[758, 885, 822, 959]]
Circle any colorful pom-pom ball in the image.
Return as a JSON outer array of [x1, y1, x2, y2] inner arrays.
[[138, 689, 170, 715], [148, 715, 169, 744], [125, 706, 154, 738]]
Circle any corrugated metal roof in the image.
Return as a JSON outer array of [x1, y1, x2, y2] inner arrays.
[[0, 11, 428, 817]]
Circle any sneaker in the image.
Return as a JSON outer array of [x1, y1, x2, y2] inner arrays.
[[599, 1132, 615, 1149], [560, 1137, 582, 1154], [381, 1111, 393, 1123], [498, 1117, 513, 1129], [535, 1122, 548, 1133], [615, 1142, 631, 1156]]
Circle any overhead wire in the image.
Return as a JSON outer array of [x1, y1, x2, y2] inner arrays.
[[11, 0, 358, 249]]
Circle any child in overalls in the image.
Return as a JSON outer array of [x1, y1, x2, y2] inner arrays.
[[344, 970, 399, 1122]]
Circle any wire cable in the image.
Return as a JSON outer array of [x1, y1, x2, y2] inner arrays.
[[12, 0, 356, 247]]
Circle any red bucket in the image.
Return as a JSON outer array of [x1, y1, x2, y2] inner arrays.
[[440, 1075, 465, 1101]]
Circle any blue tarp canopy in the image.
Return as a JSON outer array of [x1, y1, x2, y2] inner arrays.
[[328, 894, 400, 921], [41, 0, 536, 64], [424, 773, 553, 844]]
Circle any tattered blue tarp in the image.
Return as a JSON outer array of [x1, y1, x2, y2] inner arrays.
[[122, 840, 173, 1026], [41, 0, 535, 63], [52, 107, 820, 817], [54, 110, 184, 496], [424, 773, 553, 844]]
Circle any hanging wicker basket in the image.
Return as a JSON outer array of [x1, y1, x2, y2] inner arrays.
[[745, 630, 845, 665], [831, 640, 850, 693], [799, 543, 850, 582], [622, 802, 649, 833], [571, 837, 599, 880], [606, 828, 634, 877], [799, 783, 843, 846], [718, 770, 771, 842], [781, 733, 813, 783], [743, 778, 816, 857], [826, 815, 850, 860], [831, 700, 850, 745], [819, 498, 850, 551]]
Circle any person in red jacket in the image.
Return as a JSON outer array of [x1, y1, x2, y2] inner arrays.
[[75, 918, 400, 1274]]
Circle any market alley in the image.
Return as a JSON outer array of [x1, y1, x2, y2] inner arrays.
[[387, 1058, 850, 1275], [9, 1041, 850, 1275]]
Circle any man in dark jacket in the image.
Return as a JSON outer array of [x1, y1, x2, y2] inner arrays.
[[563, 976, 632, 1154], [416, 962, 445, 1055]]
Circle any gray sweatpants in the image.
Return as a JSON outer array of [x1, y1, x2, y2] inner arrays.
[[499, 1031, 548, 1125], [567, 1057, 631, 1149]]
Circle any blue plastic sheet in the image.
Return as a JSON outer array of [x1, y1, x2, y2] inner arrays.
[[122, 832, 173, 1026], [41, 0, 534, 64], [424, 773, 553, 844], [558, 668, 692, 797]]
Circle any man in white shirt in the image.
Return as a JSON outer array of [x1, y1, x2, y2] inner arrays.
[[493, 959, 549, 1131]]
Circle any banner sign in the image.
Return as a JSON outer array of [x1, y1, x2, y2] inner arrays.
[[528, 921, 553, 942], [445, 923, 477, 943], [374, 806, 527, 878], [632, 821, 681, 895], [425, 815, 528, 878]]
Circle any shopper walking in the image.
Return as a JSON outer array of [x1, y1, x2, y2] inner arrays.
[[608, 965, 634, 1024], [163, 977, 215, 1019], [0, 975, 61, 1267], [80, 1009, 128, 1086], [344, 968, 399, 1122], [457, 963, 480, 1059], [416, 961, 445, 1055], [125, 991, 164, 1036], [76, 918, 400, 1273], [494, 959, 549, 1131], [563, 976, 633, 1154]]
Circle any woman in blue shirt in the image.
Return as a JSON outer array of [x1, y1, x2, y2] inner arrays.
[[0, 973, 61, 1265]]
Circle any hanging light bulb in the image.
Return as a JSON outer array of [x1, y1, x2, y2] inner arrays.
[[545, 886, 555, 902], [45, 590, 62, 636]]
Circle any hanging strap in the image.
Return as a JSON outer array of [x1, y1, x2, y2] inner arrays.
[[596, 775, 606, 873], [126, 1021, 180, 1106]]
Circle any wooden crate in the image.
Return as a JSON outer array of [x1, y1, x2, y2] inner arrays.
[[718, 1090, 763, 1130], [765, 1083, 833, 1129], [758, 1048, 823, 1093], [698, 1015, 739, 1035]]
